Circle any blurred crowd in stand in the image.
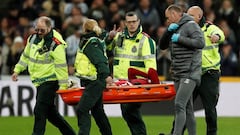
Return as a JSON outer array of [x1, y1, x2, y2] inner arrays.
[[0, 0, 240, 79]]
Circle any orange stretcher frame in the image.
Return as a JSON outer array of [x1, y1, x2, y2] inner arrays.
[[57, 83, 176, 105]]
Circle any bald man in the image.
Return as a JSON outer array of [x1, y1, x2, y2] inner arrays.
[[159, 4, 205, 135], [187, 6, 225, 135], [159, 6, 225, 135]]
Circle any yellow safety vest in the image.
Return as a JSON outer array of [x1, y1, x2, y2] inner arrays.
[[201, 23, 225, 73], [74, 37, 99, 80]]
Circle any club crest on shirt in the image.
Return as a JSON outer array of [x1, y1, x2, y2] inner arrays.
[[132, 46, 137, 53], [184, 79, 190, 84]]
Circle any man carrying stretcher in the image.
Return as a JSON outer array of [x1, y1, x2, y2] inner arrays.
[[105, 11, 157, 135]]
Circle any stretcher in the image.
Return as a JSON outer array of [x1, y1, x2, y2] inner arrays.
[[57, 83, 176, 105]]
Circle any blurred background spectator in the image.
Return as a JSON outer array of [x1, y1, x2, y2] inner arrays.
[[216, 18, 238, 56], [64, 0, 88, 16], [220, 41, 238, 76], [7, 36, 25, 75], [14, 14, 32, 40], [0, 0, 239, 77], [41, 0, 65, 31], [156, 25, 172, 80], [87, 0, 108, 22], [1, 36, 13, 75], [19, 0, 40, 21], [0, 17, 12, 44], [62, 5, 87, 38], [65, 27, 81, 75], [135, 0, 161, 38], [107, 1, 122, 29]]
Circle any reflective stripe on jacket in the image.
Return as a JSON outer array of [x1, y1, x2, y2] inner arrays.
[[201, 23, 225, 73], [14, 30, 69, 89], [107, 27, 157, 79]]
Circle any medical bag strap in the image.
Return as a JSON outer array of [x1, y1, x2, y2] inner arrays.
[[29, 34, 37, 48], [45, 40, 56, 58], [80, 41, 88, 52], [79, 37, 99, 53], [116, 33, 124, 48], [30, 33, 56, 59], [138, 35, 146, 56], [203, 21, 212, 32]]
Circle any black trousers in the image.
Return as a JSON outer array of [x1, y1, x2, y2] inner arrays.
[[76, 80, 112, 135], [32, 81, 75, 135], [121, 103, 147, 135], [193, 70, 220, 135]]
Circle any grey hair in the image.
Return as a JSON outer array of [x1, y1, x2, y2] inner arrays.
[[34, 16, 55, 28]]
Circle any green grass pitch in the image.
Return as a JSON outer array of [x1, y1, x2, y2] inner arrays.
[[0, 116, 239, 135]]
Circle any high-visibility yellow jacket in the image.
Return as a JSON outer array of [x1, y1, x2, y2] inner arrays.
[[75, 37, 98, 80], [14, 29, 69, 89], [107, 26, 157, 79], [201, 22, 225, 73], [75, 32, 110, 81]]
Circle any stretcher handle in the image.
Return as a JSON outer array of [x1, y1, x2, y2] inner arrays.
[[57, 84, 174, 93], [106, 84, 173, 89]]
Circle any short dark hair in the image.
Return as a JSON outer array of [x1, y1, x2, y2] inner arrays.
[[125, 11, 139, 20]]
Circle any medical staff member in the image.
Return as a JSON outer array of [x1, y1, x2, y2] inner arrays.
[[74, 18, 113, 135], [12, 16, 75, 135], [106, 11, 157, 135]]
